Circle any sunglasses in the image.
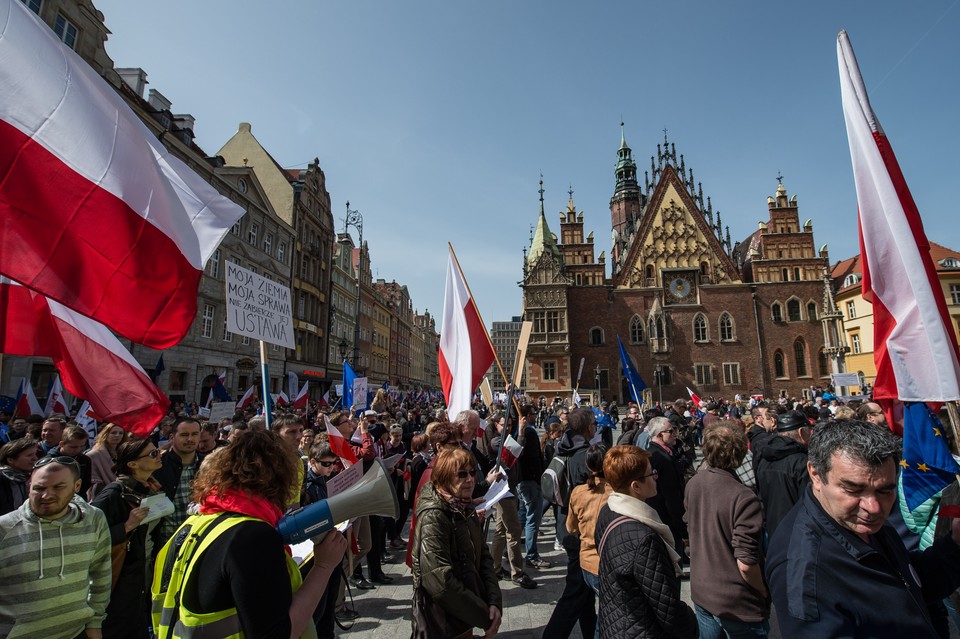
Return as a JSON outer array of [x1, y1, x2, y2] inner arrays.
[[34, 455, 79, 469], [318, 460, 337, 467], [137, 449, 161, 459], [456, 470, 475, 479]]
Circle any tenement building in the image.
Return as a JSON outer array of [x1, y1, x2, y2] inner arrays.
[[522, 129, 839, 403]]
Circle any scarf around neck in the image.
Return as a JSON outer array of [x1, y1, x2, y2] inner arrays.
[[198, 488, 283, 527], [607, 491, 682, 576]]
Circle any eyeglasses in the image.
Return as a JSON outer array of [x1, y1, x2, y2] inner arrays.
[[456, 470, 475, 479], [34, 455, 79, 470], [660, 428, 675, 435], [640, 469, 659, 480], [318, 460, 337, 467], [137, 449, 161, 459]]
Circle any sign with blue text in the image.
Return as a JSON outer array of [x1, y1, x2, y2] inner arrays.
[[225, 262, 295, 349]]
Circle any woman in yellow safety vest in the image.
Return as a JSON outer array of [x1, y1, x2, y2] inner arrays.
[[152, 429, 347, 639]]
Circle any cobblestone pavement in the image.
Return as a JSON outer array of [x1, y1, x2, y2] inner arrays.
[[332, 513, 787, 639]]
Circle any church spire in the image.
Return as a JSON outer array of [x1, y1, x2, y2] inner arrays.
[[615, 121, 638, 193], [529, 177, 562, 268]]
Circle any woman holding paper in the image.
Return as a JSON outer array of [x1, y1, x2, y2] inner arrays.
[[91, 438, 166, 639], [412, 447, 502, 639]]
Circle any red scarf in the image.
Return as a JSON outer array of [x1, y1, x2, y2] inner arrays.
[[198, 488, 283, 527]]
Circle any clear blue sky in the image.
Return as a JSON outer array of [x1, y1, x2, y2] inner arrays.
[[96, 0, 960, 329]]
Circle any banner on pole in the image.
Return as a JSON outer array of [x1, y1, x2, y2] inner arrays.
[[352, 377, 368, 410], [225, 262, 295, 348]]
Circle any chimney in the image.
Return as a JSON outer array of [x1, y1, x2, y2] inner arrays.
[[116, 67, 148, 98]]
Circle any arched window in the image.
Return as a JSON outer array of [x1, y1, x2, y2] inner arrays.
[[719, 313, 734, 341], [693, 314, 708, 342], [645, 264, 654, 284], [807, 302, 818, 321], [590, 327, 604, 346], [787, 299, 802, 322], [843, 273, 861, 287], [774, 351, 786, 378], [772, 303, 783, 322], [818, 349, 830, 377], [630, 315, 644, 344], [794, 339, 808, 376]]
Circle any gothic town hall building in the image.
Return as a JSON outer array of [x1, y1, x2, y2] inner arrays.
[[521, 130, 848, 404]]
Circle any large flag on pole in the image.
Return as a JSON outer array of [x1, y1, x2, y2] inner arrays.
[[14, 378, 42, 417], [616, 335, 647, 405], [837, 30, 960, 506], [1, 279, 168, 435], [0, 0, 244, 348], [44, 375, 69, 416], [439, 245, 496, 423], [343, 361, 358, 411], [293, 382, 309, 410]]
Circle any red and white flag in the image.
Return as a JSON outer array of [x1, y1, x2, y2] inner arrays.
[[323, 414, 358, 467], [439, 245, 496, 423], [686, 387, 702, 407], [319, 390, 330, 407], [498, 434, 523, 470], [1, 280, 168, 435], [74, 400, 99, 440], [14, 378, 43, 418], [0, 1, 244, 348], [236, 385, 256, 410], [293, 381, 309, 410], [838, 31, 960, 420], [44, 375, 70, 416]]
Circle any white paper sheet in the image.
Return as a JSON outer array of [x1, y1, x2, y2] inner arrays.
[[476, 478, 512, 512], [139, 494, 175, 524]]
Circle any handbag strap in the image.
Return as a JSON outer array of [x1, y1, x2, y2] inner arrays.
[[597, 515, 632, 558]]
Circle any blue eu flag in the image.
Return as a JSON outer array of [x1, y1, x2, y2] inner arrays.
[[616, 335, 647, 405], [901, 402, 960, 511]]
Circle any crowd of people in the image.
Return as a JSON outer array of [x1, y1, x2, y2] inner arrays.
[[0, 386, 959, 638]]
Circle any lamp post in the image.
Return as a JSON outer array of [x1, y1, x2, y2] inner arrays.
[[594, 364, 601, 406], [341, 202, 363, 370], [654, 363, 663, 406], [338, 340, 348, 364]]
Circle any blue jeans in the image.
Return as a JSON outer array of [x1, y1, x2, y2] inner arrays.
[[581, 570, 601, 639], [516, 480, 543, 560], [695, 604, 769, 639]]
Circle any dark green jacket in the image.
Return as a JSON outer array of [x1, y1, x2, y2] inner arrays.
[[413, 483, 502, 634]]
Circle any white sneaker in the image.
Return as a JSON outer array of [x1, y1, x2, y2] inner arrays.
[[553, 540, 564, 551]]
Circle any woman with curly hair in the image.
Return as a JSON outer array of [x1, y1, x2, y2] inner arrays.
[[151, 429, 347, 639]]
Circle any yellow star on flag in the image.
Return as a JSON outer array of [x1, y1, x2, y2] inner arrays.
[[932, 428, 941, 437], [900, 459, 909, 469], [917, 463, 930, 472]]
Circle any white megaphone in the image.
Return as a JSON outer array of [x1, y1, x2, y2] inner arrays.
[[277, 459, 400, 544]]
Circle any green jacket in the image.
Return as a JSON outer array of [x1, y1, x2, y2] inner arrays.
[[413, 483, 502, 633]]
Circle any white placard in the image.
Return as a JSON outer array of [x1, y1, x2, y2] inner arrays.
[[381, 454, 403, 472], [326, 461, 363, 498], [832, 373, 862, 387], [335, 384, 343, 396], [197, 407, 211, 418], [225, 262, 295, 348], [352, 377, 368, 409], [208, 402, 236, 423], [139, 494, 175, 524]]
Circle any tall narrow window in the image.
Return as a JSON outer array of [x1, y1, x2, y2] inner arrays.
[[818, 349, 829, 377], [54, 14, 78, 50], [787, 299, 802, 322], [719, 313, 734, 341], [807, 302, 818, 320], [723, 363, 741, 385], [201, 305, 215, 338], [630, 316, 644, 343], [772, 303, 783, 322], [693, 314, 708, 342], [590, 327, 604, 346], [774, 351, 786, 378], [794, 339, 808, 376]]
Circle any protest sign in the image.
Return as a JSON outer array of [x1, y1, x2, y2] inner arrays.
[[208, 402, 236, 423], [225, 262, 295, 348]]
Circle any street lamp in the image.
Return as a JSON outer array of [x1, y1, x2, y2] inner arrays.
[[654, 363, 663, 406], [338, 339, 348, 363], [341, 202, 363, 369], [594, 364, 601, 406]]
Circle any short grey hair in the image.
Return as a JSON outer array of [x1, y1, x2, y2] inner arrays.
[[808, 419, 901, 480], [646, 416, 672, 439], [453, 409, 479, 429]]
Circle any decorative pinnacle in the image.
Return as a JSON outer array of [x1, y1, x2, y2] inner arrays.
[[539, 174, 545, 215], [776, 171, 784, 185], [568, 184, 574, 201]]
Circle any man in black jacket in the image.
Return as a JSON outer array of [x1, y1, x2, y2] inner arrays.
[[645, 416, 689, 565], [543, 407, 597, 638], [153, 416, 205, 546], [767, 420, 960, 638], [755, 410, 811, 536], [516, 404, 549, 568]]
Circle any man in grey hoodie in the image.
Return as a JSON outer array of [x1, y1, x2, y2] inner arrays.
[[0, 457, 111, 639]]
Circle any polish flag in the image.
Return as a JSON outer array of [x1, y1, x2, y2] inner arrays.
[[74, 400, 99, 440], [14, 378, 43, 418], [293, 382, 309, 410], [0, 1, 244, 348], [319, 390, 330, 408], [236, 386, 257, 410], [838, 31, 960, 415], [323, 414, 358, 467], [44, 375, 70, 416], [439, 245, 496, 423], [498, 434, 523, 470], [275, 391, 289, 407], [1, 280, 168, 435], [686, 387, 702, 407]]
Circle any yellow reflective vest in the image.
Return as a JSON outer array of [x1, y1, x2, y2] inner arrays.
[[151, 512, 317, 639]]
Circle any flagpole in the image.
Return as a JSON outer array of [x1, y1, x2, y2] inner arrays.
[[448, 243, 523, 416], [259, 340, 272, 430]]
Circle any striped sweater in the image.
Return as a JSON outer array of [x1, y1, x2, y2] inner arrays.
[[0, 495, 112, 639]]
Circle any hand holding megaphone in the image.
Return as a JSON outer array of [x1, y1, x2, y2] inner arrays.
[[277, 459, 400, 545]]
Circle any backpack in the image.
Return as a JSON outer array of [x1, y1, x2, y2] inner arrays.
[[541, 454, 571, 507]]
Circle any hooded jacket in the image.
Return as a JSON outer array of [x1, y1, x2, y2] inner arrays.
[[555, 429, 592, 492], [0, 466, 29, 516], [0, 495, 111, 639], [755, 434, 809, 536]]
